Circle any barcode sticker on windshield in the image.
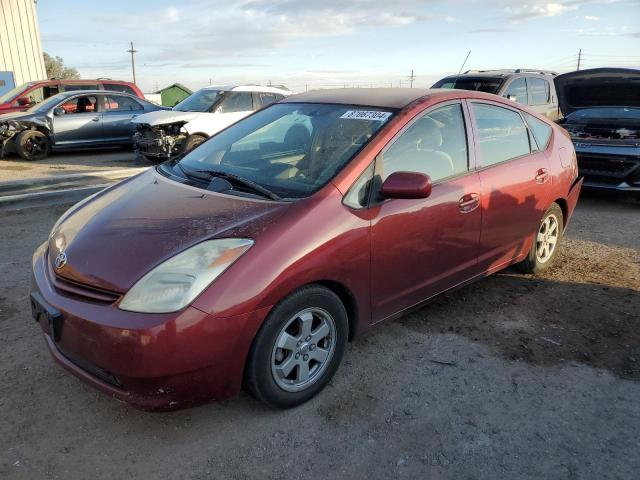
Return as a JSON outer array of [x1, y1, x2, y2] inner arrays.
[[340, 110, 392, 121]]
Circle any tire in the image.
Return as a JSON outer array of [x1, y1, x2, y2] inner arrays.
[[244, 285, 348, 408], [516, 203, 564, 274], [15, 130, 51, 161], [182, 134, 207, 153]]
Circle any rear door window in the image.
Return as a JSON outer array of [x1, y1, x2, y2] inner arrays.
[[502, 78, 528, 104], [254, 92, 284, 109], [104, 95, 144, 112], [527, 78, 550, 105], [103, 83, 137, 96], [471, 103, 532, 167]]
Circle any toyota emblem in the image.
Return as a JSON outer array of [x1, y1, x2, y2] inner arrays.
[[55, 251, 67, 270]]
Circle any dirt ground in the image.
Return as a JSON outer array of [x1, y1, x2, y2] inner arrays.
[[0, 149, 142, 182], [0, 191, 638, 480]]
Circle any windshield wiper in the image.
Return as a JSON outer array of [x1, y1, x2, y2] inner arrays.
[[179, 165, 281, 201]]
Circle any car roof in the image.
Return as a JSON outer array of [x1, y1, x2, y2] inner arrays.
[[56, 90, 141, 98], [281, 88, 454, 109], [444, 69, 556, 78], [200, 85, 291, 95]]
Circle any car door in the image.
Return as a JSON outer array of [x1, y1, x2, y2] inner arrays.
[[51, 94, 103, 146], [370, 101, 482, 322], [501, 77, 528, 106], [216, 91, 255, 124], [101, 94, 145, 143], [468, 100, 552, 272]]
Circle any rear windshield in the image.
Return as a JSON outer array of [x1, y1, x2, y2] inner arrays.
[[176, 103, 394, 199], [432, 76, 503, 94]]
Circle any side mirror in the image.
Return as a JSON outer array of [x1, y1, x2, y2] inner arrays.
[[53, 107, 66, 116], [380, 171, 432, 200], [505, 94, 517, 102], [17, 96, 31, 106]]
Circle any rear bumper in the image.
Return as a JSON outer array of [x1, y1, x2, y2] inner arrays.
[[31, 242, 268, 411]]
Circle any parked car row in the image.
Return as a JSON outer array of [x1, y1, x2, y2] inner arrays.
[[1, 68, 638, 195]]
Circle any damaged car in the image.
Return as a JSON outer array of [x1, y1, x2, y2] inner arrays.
[[132, 85, 290, 162], [555, 67, 640, 194], [0, 90, 166, 161]]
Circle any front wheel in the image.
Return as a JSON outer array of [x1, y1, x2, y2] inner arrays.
[[15, 130, 51, 161], [244, 285, 348, 408], [516, 203, 564, 274], [182, 134, 207, 153]]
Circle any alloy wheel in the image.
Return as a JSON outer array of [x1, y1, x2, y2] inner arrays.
[[536, 213, 559, 263], [270, 307, 337, 393]]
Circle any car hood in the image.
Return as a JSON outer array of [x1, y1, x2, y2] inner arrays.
[[0, 110, 41, 122], [554, 68, 640, 116], [131, 109, 203, 127], [48, 169, 290, 293]]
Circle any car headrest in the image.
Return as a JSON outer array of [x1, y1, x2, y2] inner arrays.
[[410, 116, 443, 149]]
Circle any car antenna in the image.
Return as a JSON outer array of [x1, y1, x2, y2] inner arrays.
[[458, 50, 471, 75]]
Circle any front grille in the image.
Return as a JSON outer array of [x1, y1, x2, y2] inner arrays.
[[46, 257, 120, 303], [577, 153, 639, 184], [53, 274, 121, 303]]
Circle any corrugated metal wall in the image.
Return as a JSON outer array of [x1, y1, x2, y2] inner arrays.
[[0, 0, 46, 85]]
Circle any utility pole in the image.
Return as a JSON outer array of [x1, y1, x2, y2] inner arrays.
[[127, 41, 138, 84], [576, 49, 582, 71], [458, 50, 472, 74], [408, 69, 416, 88]]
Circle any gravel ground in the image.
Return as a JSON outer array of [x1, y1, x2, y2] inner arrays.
[[0, 191, 638, 480], [0, 150, 142, 182]]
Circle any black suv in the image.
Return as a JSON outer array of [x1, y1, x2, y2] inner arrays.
[[432, 69, 559, 121]]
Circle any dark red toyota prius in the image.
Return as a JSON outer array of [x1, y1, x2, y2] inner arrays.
[[31, 89, 582, 410]]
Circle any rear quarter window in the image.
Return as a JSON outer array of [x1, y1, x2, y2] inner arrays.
[[525, 113, 552, 149]]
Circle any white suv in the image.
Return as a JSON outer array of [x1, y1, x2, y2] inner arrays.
[[132, 85, 290, 161]]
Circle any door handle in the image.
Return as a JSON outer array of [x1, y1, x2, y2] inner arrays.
[[535, 168, 549, 184], [91, 116, 100, 122], [458, 193, 480, 213]]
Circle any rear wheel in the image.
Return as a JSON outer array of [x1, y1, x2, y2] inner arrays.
[[182, 134, 207, 153], [516, 203, 564, 274], [15, 130, 51, 161], [244, 285, 348, 408]]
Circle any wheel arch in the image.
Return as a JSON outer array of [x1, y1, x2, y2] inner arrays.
[[553, 197, 568, 229]]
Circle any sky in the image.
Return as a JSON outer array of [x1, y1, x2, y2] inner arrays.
[[37, 0, 640, 93]]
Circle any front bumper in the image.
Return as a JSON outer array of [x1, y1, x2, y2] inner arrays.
[[574, 142, 640, 192], [31, 242, 268, 411], [133, 128, 184, 159]]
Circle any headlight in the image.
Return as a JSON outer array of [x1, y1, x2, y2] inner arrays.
[[119, 238, 253, 313]]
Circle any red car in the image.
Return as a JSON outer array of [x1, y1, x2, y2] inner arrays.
[[30, 88, 582, 410], [0, 79, 144, 113]]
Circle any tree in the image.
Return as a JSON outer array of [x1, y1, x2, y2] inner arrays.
[[43, 52, 80, 79]]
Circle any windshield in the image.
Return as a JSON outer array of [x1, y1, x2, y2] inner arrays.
[[173, 89, 222, 112], [432, 76, 503, 93], [0, 83, 32, 104], [26, 92, 70, 113], [177, 102, 394, 199], [566, 107, 640, 122]]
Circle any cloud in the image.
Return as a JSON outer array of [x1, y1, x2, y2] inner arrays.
[[470, 27, 512, 33], [584, 15, 600, 20], [504, 2, 578, 22]]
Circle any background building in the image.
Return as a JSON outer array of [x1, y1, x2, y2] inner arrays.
[[0, 0, 46, 96]]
